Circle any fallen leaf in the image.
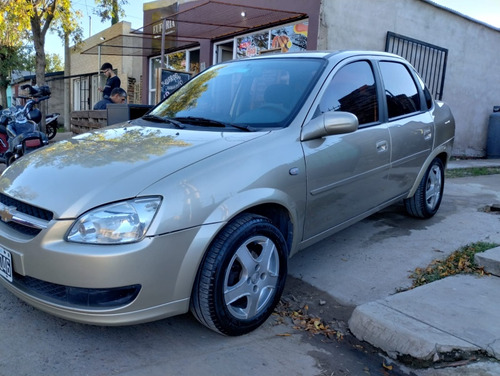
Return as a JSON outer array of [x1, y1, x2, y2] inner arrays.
[[382, 361, 393, 370]]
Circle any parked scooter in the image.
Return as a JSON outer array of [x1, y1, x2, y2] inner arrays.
[[0, 85, 50, 166]]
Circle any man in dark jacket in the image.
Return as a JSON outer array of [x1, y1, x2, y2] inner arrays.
[[98, 62, 121, 99], [93, 88, 127, 110]]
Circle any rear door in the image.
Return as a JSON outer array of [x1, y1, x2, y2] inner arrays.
[[302, 59, 391, 240], [378, 60, 435, 196]]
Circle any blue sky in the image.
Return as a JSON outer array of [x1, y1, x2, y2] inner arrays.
[[45, 0, 500, 58]]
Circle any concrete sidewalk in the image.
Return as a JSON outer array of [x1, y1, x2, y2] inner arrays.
[[348, 160, 500, 373], [289, 160, 500, 374], [349, 265, 500, 363], [448, 157, 500, 170]]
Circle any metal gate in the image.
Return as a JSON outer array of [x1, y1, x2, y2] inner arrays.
[[385, 31, 448, 100]]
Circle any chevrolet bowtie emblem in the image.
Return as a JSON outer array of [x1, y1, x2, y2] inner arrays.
[[0, 206, 15, 223]]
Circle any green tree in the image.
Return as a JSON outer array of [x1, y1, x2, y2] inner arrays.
[[46, 53, 64, 72], [25, 53, 64, 73], [0, 5, 27, 107], [94, 0, 129, 25], [3, 0, 80, 87]]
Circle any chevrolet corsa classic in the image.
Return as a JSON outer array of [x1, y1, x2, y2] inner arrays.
[[0, 51, 455, 335]]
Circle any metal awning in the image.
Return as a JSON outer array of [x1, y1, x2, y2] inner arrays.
[[81, 34, 199, 57], [81, 0, 307, 56]]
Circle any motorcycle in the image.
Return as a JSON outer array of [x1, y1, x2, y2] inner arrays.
[[0, 85, 50, 166], [21, 84, 59, 140]]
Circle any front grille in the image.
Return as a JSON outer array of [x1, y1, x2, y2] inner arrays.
[[0, 193, 53, 236], [0, 193, 53, 221], [13, 273, 141, 309]]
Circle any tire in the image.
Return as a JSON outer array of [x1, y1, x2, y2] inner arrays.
[[190, 213, 288, 336], [5, 154, 16, 167], [404, 157, 445, 218], [46, 124, 57, 140]]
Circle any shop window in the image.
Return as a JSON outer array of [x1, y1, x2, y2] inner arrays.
[[148, 49, 199, 105], [236, 31, 269, 59]]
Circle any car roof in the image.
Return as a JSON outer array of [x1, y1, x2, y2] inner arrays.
[[246, 50, 403, 62]]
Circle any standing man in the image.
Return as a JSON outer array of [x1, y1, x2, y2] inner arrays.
[[99, 62, 121, 99]]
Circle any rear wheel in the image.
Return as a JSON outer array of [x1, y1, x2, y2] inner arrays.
[[404, 157, 445, 218], [46, 124, 57, 140], [191, 213, 288, 336], [5, 153, 16, 167]]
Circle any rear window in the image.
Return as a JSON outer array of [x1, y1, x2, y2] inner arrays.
[[379, 62, 421, 119]]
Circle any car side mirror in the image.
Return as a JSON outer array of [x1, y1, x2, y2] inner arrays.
[[301, 111, 359, 141]]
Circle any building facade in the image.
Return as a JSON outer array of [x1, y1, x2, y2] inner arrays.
[[70, 21, 144, 110]]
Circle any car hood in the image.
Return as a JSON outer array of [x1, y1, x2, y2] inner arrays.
[[0, 125, 266, 218]]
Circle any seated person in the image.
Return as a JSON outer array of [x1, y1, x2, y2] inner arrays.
[[93, 88, 127, 110]]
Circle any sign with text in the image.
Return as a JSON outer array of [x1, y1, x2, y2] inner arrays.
[[156, 68, 192, 103]]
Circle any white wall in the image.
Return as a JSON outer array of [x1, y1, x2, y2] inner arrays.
[[318, 0, 500, 157]]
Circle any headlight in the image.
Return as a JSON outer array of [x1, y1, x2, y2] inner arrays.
[[67, 197, 161, 244]]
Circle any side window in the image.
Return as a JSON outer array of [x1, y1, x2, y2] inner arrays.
[[379, 62, 421, 119], [414, 71, 433, 110], [315, 61, 378, 125]]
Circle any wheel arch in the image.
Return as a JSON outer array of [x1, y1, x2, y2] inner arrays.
[[407, 148, 449, 198], [241, 203, 294, 257]]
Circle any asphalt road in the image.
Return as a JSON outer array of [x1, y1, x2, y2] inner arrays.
[[0, 274, 410, 376]]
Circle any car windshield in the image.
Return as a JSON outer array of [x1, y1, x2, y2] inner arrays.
[[148, 57, 325, 130]]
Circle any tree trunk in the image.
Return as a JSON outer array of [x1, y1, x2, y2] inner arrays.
[[30, 13, 49, 132], [64, 32, 71, 132], [0, 84, 7, 109]]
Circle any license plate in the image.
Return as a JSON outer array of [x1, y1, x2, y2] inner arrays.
[[0, 247, 12, 283], [25, 139, 41, 148]]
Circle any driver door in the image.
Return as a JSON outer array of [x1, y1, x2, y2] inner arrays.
[[302, 60, 391, 240]]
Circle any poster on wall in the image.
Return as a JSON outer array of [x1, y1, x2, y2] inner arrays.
[[270, 22, 308, 53], [156, 68, 192, 103], [235, 21, 309, 59]]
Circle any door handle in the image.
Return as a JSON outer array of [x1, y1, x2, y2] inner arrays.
[[376, 140, 388, 152], [424, 128, 432, 140]]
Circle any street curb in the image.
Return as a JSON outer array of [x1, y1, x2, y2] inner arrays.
[[348, 301, 481, 362]]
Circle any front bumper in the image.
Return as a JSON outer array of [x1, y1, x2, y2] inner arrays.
[[0, 219, 220, 325]]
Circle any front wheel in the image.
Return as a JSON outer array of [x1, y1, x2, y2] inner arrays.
[[404, 157, 445, 218], [191, 213, 288, 336]]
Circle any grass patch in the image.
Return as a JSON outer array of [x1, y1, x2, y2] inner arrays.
[[410, 241, 499, 288], [446, 166, 500, 178]]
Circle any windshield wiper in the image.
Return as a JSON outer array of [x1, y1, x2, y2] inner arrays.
[[142, 114, 185, 129], [173, 116, 253, 132]]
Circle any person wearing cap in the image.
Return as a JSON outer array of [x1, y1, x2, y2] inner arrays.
[[99, 62, 121, 99], [93, 87, 128, 110]]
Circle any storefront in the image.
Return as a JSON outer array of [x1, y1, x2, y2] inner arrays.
[[139, 0, 321, 105]]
